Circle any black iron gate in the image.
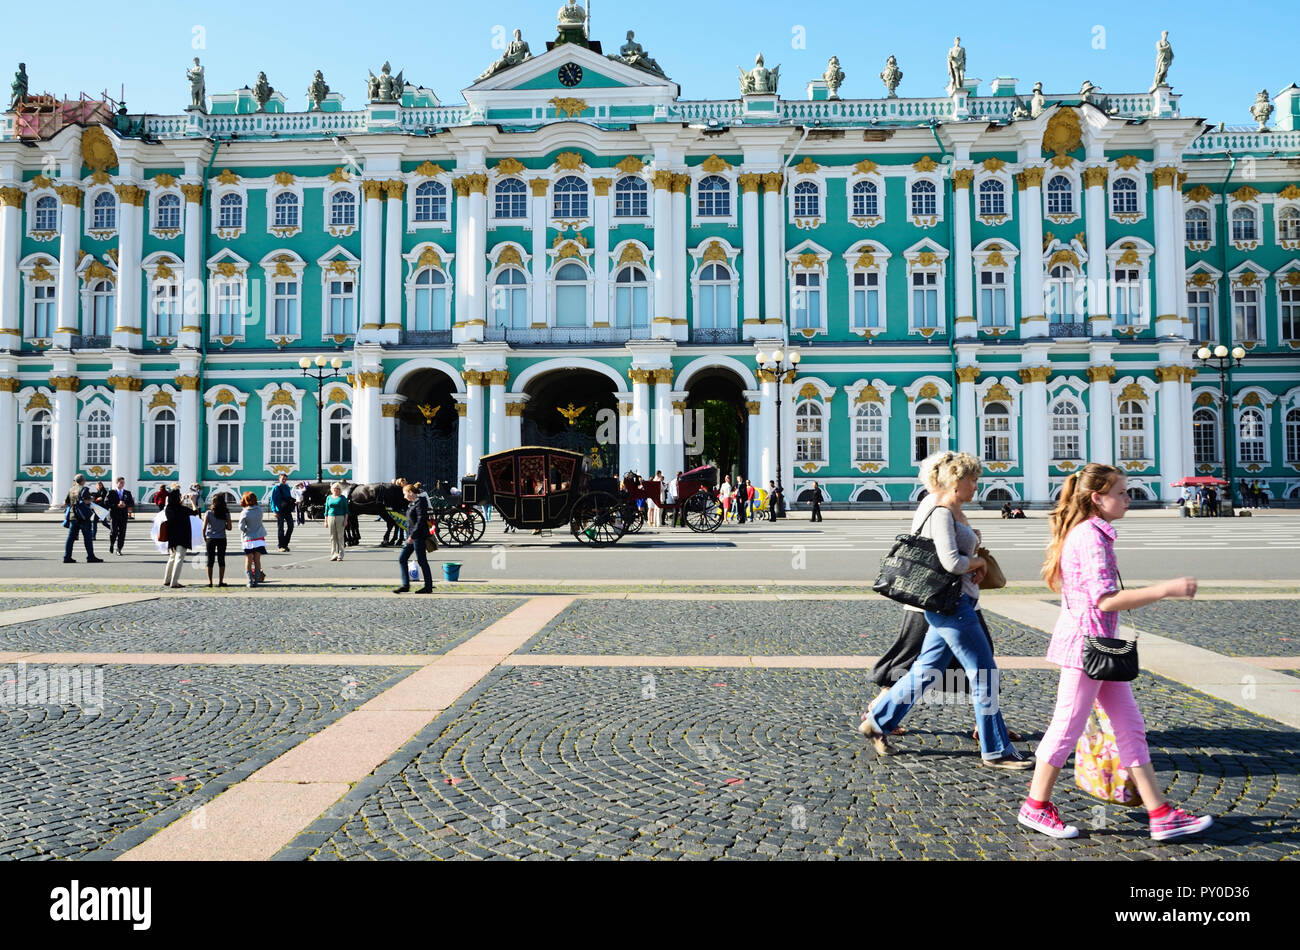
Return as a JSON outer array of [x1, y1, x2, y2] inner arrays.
[[521, 420, 618, 478], [395, 419, 457, 491]]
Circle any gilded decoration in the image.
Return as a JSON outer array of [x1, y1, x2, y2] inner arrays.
[[31, 262, 53, 282], [1236, 271, 1258, 287], [549, 97, 588, 117], [214, 389, 237, 405], [148, 466, 175, 476], [1154, 366, 1183, 383], [981, 157, 1007, 173], [0, 187, 24, 207], [1118, 382, 1149, 402], [384, 180, 406, 199], [796, 252, 823, 270], [380, 403, 401, 419], [628, 369, 655, 385], [0, 378, 21, 394], [761, 172, 783, 192], [1114, 155, 1141, 170], [1047, 249, 1079, 270], [1015, 167, 1045, 189], [483, 370, 510, 387], [982, 382, 1012, 405], [701, 154, 731, 173], [795, 157, 819, 174], [1082, 166, 1109, 189], [913, 156, 938, 172], [530, 178, 550, 197], [671, 400, 687, 413], [1117, 242, 1140, 265], [953, 169, 974, 189], [1280, 184, 1300, 200], [417, 404, 440, 424], [1240, 391, 1262, 407], [1284, 271, 1300, 287], [266, 388, 295, 408], [173, 375, 200, 391], [757, 369, 778, 384], [153, 259, 175, 280], [559, 403, 587, 425], [556, 241, 583, 260], [84, 260, 115, 283], [914, 251, 938, 269], [746, 401, 761, 415], [854, 385, 882, 404], [148, 390, 175, 409], [651, 169, 673, 191], [955, 366, 980, 384], [797, 383, 821, 401], [417, 246, 443, 269], [273, 171, 295, 187], [414, 162, 444, 178], [504, 402, 525, 417], [31, 175, 53, 190], [854, 249, 876, 269], [592, 177, 612, 197], [1018, 366, 1051, 384], [554, 152, 585, 171], [854, 159, 878, 175], [329, 259, 353, 275], [617, 244, 645, 266], [56, 184, 83, 207], [616, 156, 645, 175], [357, 371, 386, 389], [1152, 166, 1180, 189], [651, 368, 674, 386], [328, 167, 351, 183], [985, 248, 1007, 268], [701, 241, 727, 263], [1181, 367, 1198, 382], [215, 262, 238, 278], [671, 173, 690, 194], [495, 158, 526, 176], [461, 370, 485, 386], [90, 171, 111, 185], [180, 183, 204, 204], [80, 126, 118, 173], [25, 392, 52, 411], [361, 179, 386, 200], [1231, 185, 1260, 203], [1190, 272, 1213, 287], [273, 254, 295, 277], [215, 169, 239, 185], [497, 246, 524, 267], [918, 382, 940, 400], [1050, 155, 1075, 169], [1042, 106, 1083, 159]]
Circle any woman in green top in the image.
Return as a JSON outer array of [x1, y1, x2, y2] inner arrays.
[[325, 482, 350, 560]]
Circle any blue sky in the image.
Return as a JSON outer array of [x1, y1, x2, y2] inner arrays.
[[3, 0, 1291, 127]]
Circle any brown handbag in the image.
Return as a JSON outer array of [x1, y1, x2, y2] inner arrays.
[[158, 520, 168, 543], [976, 545, 1006, 589]]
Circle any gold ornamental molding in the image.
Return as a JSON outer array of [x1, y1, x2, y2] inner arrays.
[[953, 169, 975, 190], [413, 162, 444, 178], [529, 178, 550, 197], [617, 244, 646, 266], [417, 246, 443, 269], [26, 392, 52, 410], [380, 403, 401, 418], [461, 369, 486, 386], [554, 151, 586, 171], [462, 173, 488, 195], [651, 169, 673, 191], [482, 369, 510, 387], [1113, 155, 1141, 171], [628, 368, 655, 385], [1153, 365, 1184, 383], [1118, 382, 1149, 402], [356, 371, 386, 389], [1082, 166, 1109, 189], [591, 177, 612, 197], [497, 246, 523, 267], [30, 174, 54, 190], [1015, 167, 1045, 190], [272, 171, 295, 186], [616, 156, 645, 175], [1041, 106, 1082, 160], [761, 171, 783, 193], [80, 126, 118, 173], [913, 156, 938, 173], [181, 183, 204, 204], [1231, 185, 1260, 203], [955, 366, 980, 384], [0, 377, 21, 393], [215, 168, 240, 185], [48, 375, 80, 392], [114, 184, 146, 206], [671, 400, 687, 414], [746, 401, 761, 414], [981, 157, 1007, 173], [0, 187, 23, 207], [31, 260, 53, 282], [671, 173, 690, 194], [56, 184, 84, 206], [266, 388, 296, 409], [982, 382, 1011, 405], [1019, 366, 1051, 385], [173, 375, 201, 391], [1152, 167, 1180, 189], [148, 390, 175, 410], [549, 98, 588, 118], [1180, 367, 1198, 383], [384, 180, 406, 200], [361, 179, 387, 201], [504, 402, 526, 417], [757, 368, 778, 384], [495, 158, 526, 176], [106, 375, 142, 391], [651, 367, 674, 386], [701, 154, 732, 174], [855, 159, 879, 175], [853, 385, 883, 404], [795, 157, 819, 174], [90, 170, 111, 185], [701, 241, 728, 263], [738, 173, 761, 194]]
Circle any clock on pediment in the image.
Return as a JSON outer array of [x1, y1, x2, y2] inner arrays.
[[558, 63, 583, 87]]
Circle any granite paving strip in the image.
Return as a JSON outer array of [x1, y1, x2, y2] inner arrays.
[[116, 596, 572, 862], [0, 652, 440, 666], [504, 655, 1057, 669], [981, 595, 1300, 730], [0, 593, 160, 629]]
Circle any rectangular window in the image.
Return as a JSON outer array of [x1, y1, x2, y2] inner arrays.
[[271, 280, 299, 336], [1113, 269, 1143, 326], [215, 282, 243, 337], [851, 272, 880, 330], [979, 271, 1007, 326], [152, 282, 181, 337], [327, 280, 355, 335], [793, 272, 820, 330], [1187, 287, 1214, 342], [1233, 288, 1260, 340], [1052, 434, 1081, 459], [911, 272, 938, 328], [615, 286, 648, 328], [1281, 287, 1300, 342], [33, 285, 55, 338]]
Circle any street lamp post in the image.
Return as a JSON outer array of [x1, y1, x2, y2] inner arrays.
[[755, 348, 801, 519], [299, 354, 345, 485], [1195, 343, 1245, 510]]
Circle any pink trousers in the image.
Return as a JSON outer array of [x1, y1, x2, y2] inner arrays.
[[1036, 666, 1151, 769]]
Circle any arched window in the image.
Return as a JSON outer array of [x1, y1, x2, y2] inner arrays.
[[1112, 178, 1138, 215], [89, 279, 115, 336], [92, 191, 116, 230], [911, 179, 937, 217], [1045, 264, 1078, 323], [1231, 206, 1257, 242], [215, 406, 240, 466], [1187, 278, 1215, 342], [1045, 176, 1072, 216], [552, 176, 588, 219], [494, 178, 527, 219], [979, 179, 1006, 216], [1051, 402, 1081, 459], [1118, 400, 1146, 460], [1238, 408, 1265, 463], [793, 181, 820, 218], [267, 406, 296, 466], [854, 403, 884, 462], [34, 195, 58, 231], [414, 181, 448, 222], [327, 406, 352, 465], [1193, 406, 1219, 464], [151, 409, 177, 465], [154, 192, 181, 231], [1185, 206, 1210, 242], [553, 261, 588, 327], [851, 180, 878, 217], [697, 175, 730, 217], [273, 192, 299, 229], [1285, 407, 1300, 463], [792, 269, 821, 330], [152, 278, 181, 337], [795, 402, 824, 462], [330, 191, 357, 228], [32, 284, 55, 338], [614, 176, 648, 218], [412, 268, 449, 331], [28, 409, 52, 465], [855, 487, 885, 503], [492, 267, 527, 329], [326, 274, 356, 336], [218, 193, 242, 229], [1280, 207, 1300, 242], [913, 402, 941, 462], [614, 265, 649, 329], [82, 408, 111, 467], [1126, 485, 1150, 501], [987, 488, 1012, 503], [696, 262, 731, 329], [982, 403, 1011, 461]]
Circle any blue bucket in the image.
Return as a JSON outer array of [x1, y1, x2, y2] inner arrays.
[[442, 562, 462, 582]]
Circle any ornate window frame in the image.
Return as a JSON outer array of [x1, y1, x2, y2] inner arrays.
[[1107, 159, 1148, 223], [490, 169, 529, 228], [847, 160, 885, 229], [84, 181, 118, 240], [143, 251, 184, 343], [26, 182, 58, 242], [1185, 263, 1221, 345], [611, 173, 651, 225], [324, 400, 354, 471], [1191, 389, 1222, 470], [1233, 386, 1276, 471], [1106, 238, 1154, 333], [256, 383, 305, 476], [1276, 185, 1300, 249], [1229, 261, 1269, 346], [1184, 202, 1214, 251], [1282, 386, 1300, 467], [792, 377, 835, 472], [1047, 377, 1089, 467], [403, 243, 455, 333], [851, 481, 889, 504], [321, 178, 360, 238], [692, 157, 738, 228], [549, 173, 592, 230], [609, 240, 654, 329], [1226, 187, 1263, 252], [264, 176, 304, 239], [903, 239, 948, 337], [688, 239, 739, 333], [211, 183, 247, 240], [1042, 238, 1088, 327], [317, 246, 360, 341], [77, 390, 114, 475], [140, 385, 180, 474], [1274, 264, 1300, 348], [1042, 168, 1081, 226], [487, 242, 533, 329], [18, 388, 54, 471], [18, 252, 57, 342], [406, 165, 453, 233], [205, 384, 249, 474], [206, 249, 250, 343], [786, 161, 825, 230], [972, 239, 1018, 334], [841, 241, 891, 338], [906, 158, 944, 228], [975, 163, 1014, 227], [843, 378, 895, 473], [904, 377, 952, 465], [258, 250, 307, 344], [1111, 375, 1156, 471], [76, 253, 117, 337], [976, 375, 1022, 470], [786, 240, 831, 337]]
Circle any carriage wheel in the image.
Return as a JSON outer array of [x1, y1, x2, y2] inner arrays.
[[462, 506, 487, 544], [683, 492, 724, 532], [570, 491, 628, 546], [438, 507, 480, 547], [624, 506, 646, 534]]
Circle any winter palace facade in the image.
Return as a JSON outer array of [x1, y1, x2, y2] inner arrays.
[[3, 10, 1300, 508]]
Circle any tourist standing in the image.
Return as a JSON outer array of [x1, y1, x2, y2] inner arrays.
[[296, 481, 308, 524], [719, 476, 732, 522], [62, 474, 102, 564], [810, 482, 823, 522], [239, 492, 267, 587], [667, 471, 683, 527], [394, 482, 433, 594], [735, 476, 748, 525], [1018, 463, 1213, 841], [325, 481, 349, 561], [270, 473, 296, 551], [107, 476, 133, 554], [162, 488, 192, 588], [202, 494, 232, 587]]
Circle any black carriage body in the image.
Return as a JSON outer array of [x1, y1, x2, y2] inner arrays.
[[468, 447, 593, 530]]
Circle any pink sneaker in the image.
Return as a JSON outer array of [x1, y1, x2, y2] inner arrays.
[[1149, 807, 1213, 842], [1017, 800, 1079, 839]]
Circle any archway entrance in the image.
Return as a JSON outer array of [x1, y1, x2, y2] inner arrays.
[[521, 369, 619, 477], [394, 369, 459, 491], [684, 368, 749, 481]]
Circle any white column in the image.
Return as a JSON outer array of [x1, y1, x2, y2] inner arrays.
[[671, 174, 688, 342], [1088, 364, 1115, 464], [0, 187, 22, 344], [653, 371, 676, 476], [485, 370, 507, 454], [465, 174, 488, 339], [530, 178, 548, 328], [1180, 368, 1195, 479], [109, 375, 140, 495], [592, 178, 611, 328], [505, 397, 525, 449], [762, 173, 783, 326], [1157, 364, 1185, 500], [50, 375, 78, 505], [176, 376, 199, 490], [758, 371, 775, 488], [379, 395, 403, 483], [1152, 167, 1182, 337], [1083, 167, 1111, 336], [0, 373, 17, 503], [461, 371, 484, 477], [360, 180, 384, 341], [628, 370, 652, 476], [383, 180, 404, 341], [112, 185, 144, 348], [651, 170, 673, 336], [180, 183, 204, 348], [454, 181, 469, 333], [1017, 168, 1046, 337], [779, 373, 795, 497], [454, 396, 468, 478], [740, 175, 760, 338], [1020, 366, 1050, 504], [952, 171, 976, 338], [744, 390, 762, 482], [55, 186, 82, 346], [1174, 173, 1190, 334], [956, 366, 978, 454]]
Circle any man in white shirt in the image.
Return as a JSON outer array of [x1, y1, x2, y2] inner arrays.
[[666, 471, 681, 528]]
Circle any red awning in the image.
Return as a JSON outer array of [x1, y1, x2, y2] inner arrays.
[[1170, 476, 1229, 487]]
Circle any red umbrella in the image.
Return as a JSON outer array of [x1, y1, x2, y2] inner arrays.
[[1170, 476, 1228, 487]]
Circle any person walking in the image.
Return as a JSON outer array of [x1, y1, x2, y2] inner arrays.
[[735, 476, 748, 525], [810, 482, 823, 522], [668, 471, 684, 528], [270, 473, 296, 552], [394, 481, 433, 594], [648, 471, 664, 528], [161, 488, 192, 588], [860, 451, 1031, 769], [63, 474, 103, 564], [1018, 463, 1213, 841], [90, 480, 109, 540], [107, 476, 134, 554], [238, 492, 268, 587], [719, 476, 733, 522], [202, 494, 233, 587], [296, 481, 308, 525], [325, 481, 349, 561]]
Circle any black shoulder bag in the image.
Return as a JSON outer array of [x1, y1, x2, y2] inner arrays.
[[873, 505, 964, 615], [1076, 525, 1139, 681]]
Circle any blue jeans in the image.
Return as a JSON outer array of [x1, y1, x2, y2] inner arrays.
[[64, 520, 95, 560], [868, 594, 1015, 760], [398, 537, 431, 588]]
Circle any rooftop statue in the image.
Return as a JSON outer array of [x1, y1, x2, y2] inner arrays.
[[739, 54, 779, 96], [10, 62, 28, 110], [879, 55, 902, 98], [1152, 30, 1173, 90], [368, 62, 404, 103], [1030, 81, 1045, 117], [252, 71, 274, 112], [477, 29, 532, 82], [1251, 89, 1274, 132], [1079, 79, 1097, 103], [307, 70, 330, 111], [823, 56, 845, 100], [186, 58, 205, 112], [611, 30, 665, 78], [946, 37, 965, 96], [557, 0, 587, 30]]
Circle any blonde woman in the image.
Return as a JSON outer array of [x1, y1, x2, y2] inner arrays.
[[860, 451, 1031, 769], [324, 482, 349, 561]]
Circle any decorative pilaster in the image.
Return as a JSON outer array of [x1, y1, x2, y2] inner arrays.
[[650, 367, 676, 475], [671, 173, 689, 341], [744, 391, 763, 483], [652, 169, 673, 335], [1018, 364, 1051, 503], [627, 368, 653, 475], [454, 178, 470, 335], [530, 178, 549, 328], [378, 395, 404, 483], [359, 179, 385, 342], [1082, 166, 1110, 335], [592, 178, 611, 328], [462, 173, 489, 340], [112, 183, 146, 348], [739, 174, 761, 337], [382, 180, 405, 342], [1086, 361, 1116, 463], [952, 168, 976, 338], [353, 367, 386, 485], [108, 373, 143, 494], [180, 182, 204, 348], [460, 369, 485, 475], [1155, 363, 1186, 499], [0, 374, 18, 502], [0, 186, 22, 344], [484, 368, 509, 454], [762, 172, 783, 325], [757, 367, 777, 488], [1151, 167, 1183, 337], [504, 396, 527, 449], [174, 371, 200, 489], [955, 363, 980, 454], [1016, 166, 1047, 337], [49, 374, 80, 504], [55, 185, 82, 347]]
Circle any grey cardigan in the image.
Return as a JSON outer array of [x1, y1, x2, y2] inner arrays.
[[905, 494, 980, 608]]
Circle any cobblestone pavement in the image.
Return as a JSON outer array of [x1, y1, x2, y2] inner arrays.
[[0, 664, 414, 859], [0, 597, 525, 655], [299, 666, 1297, 861], [523, 600, 1052, 657], [0, 598, 68, 612], [1123, 601, 1300, 658]]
